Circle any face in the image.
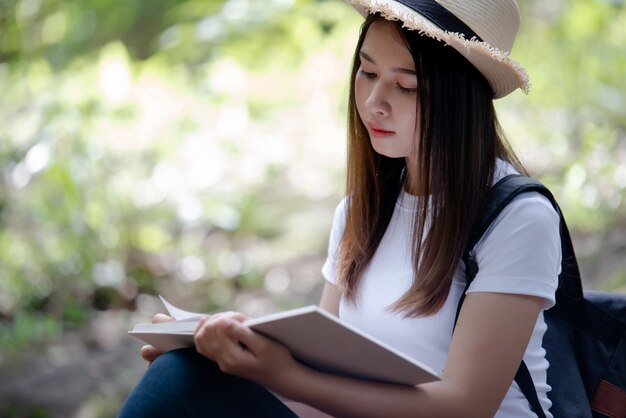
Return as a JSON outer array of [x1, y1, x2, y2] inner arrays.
[[355, 20, 418, 159]]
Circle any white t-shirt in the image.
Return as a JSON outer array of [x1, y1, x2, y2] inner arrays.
[[321, 163, 560, 418]]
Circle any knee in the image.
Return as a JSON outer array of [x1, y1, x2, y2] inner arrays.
[[118, 348, 219, 418], [151, 347, 211, 371], [147, 348, 219, 389]]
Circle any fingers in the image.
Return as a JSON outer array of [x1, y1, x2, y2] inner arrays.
[[140, 314, 174, 364], [205, 311, 250, 323], [152, 313, 175, 323], [194, 315, 256, 360], [222, 320, 264, 353], [140, 344, 162, 363], [194, 314, 253, 345], [193, 311, 250, 351], [194, 318, 257, 375], [191, 312, 296, 385]]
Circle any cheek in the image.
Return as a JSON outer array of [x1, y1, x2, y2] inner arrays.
[[397, 100, 419, 154], [354, 77, 368, 117], [400, 99, 418, 134]]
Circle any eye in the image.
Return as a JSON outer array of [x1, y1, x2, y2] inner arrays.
[[358, 69, 377, 79], [396, 83, 417, 94]]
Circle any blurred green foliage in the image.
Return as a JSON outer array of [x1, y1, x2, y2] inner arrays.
[[0, 0, 625, 359], [0, 0, 356, 357], [507, 0, 626, 232]]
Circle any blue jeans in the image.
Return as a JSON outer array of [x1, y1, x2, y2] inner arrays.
[[117, 348, 299, 418]]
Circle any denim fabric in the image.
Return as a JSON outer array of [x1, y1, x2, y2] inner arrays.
[[117, 348, 299, 418]]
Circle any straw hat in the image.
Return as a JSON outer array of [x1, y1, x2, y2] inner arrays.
[[346, 0, 530, 99]]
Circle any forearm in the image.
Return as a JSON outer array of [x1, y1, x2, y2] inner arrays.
[[271, 293, 544, 418], [272, 363, 481, 418]]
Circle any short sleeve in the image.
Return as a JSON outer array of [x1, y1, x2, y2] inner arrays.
[[321, 198, 348, 285], [467, 192, 561, 309]]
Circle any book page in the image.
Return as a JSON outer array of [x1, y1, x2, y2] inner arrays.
[[159, 295, 207, 321]]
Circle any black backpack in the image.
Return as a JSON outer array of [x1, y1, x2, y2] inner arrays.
[[456, 174, 626, 418]]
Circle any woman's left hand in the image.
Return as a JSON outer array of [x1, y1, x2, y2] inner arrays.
[[194, 311, 302, 392]]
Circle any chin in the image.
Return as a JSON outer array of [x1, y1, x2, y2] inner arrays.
[[370, 138, 412, 159], [371, 144, 408, 159]]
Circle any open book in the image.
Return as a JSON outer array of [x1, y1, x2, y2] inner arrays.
[[129, 296, 440, 386]]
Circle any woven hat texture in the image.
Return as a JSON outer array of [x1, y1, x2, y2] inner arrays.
[[346, 0, 530, 98]]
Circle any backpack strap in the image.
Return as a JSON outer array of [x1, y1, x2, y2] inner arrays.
[[469, 175, 584, 304], [454, 174, 580, 418]]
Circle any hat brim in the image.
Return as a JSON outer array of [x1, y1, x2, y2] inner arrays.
[[347, 0, 530, 99]]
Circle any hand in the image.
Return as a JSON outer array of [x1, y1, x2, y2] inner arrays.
[[140, 313, 175, 364], [194, 311, 302, 392]]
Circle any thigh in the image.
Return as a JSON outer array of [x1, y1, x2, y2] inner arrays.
[[118, 348, 299, 418]]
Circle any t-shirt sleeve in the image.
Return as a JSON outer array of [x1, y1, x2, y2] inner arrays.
[[467, 192, 561, 309], [321, 198, 348, 285]]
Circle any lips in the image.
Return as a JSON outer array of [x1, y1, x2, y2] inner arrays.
[[368, 123, 395, 138]]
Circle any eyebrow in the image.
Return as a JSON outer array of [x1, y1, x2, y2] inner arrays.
[[359, 50, 416, 76]]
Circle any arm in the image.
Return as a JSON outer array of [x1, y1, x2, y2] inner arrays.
[[277, 292, 543, 418], [195, 291, 543, 418]]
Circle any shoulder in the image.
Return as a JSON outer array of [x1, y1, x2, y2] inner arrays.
[[475, 189, 561, 257], [488, 160, 559, 241], [325, 197, 349, 250], [333, 196, 348, 217], [470, 190, 561, 308], [322, 197, 350, 284], [483, 191, 559, 241], [330, 196, 349, 232]]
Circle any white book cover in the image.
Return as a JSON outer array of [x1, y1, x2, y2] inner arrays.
[[129, 296, 440, 386]]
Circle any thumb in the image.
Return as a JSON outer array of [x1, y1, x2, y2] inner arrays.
[[153, 313, 175, 324]]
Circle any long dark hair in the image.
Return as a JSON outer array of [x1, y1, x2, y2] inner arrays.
[[337, 14, 527, 317]]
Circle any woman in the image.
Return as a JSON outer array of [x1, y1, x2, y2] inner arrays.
[[118, 1, 560, 417]]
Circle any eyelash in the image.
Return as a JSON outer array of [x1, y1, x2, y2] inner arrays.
[[397, 84, 417, 95], [358, 70, 417, 94], [360, 69, 376, 79]]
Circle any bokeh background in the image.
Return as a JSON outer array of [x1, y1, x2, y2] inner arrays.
[[0, 0, 625, 416]]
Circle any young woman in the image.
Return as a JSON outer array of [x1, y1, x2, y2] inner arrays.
[[118, 1, 560, 417]]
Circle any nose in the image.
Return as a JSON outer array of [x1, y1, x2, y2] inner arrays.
[[365, 82, 390, 117]]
